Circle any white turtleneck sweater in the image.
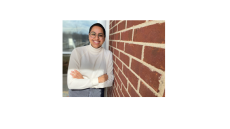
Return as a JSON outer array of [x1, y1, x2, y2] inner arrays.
[[67, 44, 114, 89]]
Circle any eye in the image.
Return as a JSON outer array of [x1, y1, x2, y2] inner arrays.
[[99, 35, 103, 37], [91, 33, 96, 36]]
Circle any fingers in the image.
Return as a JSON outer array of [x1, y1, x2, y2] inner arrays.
[[74, 70, 79, 73], [70, 70, 80, 75], [71, 70, 79, 73], [70, 73, 75, 78]]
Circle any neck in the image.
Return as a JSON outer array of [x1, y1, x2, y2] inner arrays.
[[88, 43, 102, 54]]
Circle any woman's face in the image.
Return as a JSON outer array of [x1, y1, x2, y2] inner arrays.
[[89, 26, 105, 48]]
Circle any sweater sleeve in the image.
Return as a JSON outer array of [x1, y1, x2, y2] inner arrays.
[[67, 49, 99, 89], [93, 51, 114, 88]]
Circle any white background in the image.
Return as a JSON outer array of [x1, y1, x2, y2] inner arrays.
[[0, 0, 229, 129]]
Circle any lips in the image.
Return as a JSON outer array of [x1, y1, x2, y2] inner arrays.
[[93, 40, 100, 44]]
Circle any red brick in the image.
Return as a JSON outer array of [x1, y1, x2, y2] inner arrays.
[[139, 81, 157, 97], [112, 86, 115, 93], [113, 71, 117, 84], [114, 33, 120, 40], [108, 87, 112, 94], [116, 76, 122, 89], [109, 41, 112, 46], [113, 25, 117, 33], [122, 85, 130, 97], [123, 65, 138, 90], [109, 87, 113, 94], [110, 88, 113, 97], [112, 41, 116, 48], [115, 20, 120, 25], [112, 90, 116, 97], [114, 75, 118, 83], [113, 55, 116, 62], [118, 21, 126, 31], [116, 88, 121, 97], [114, 80, 118, 89], [118, 70, 128, 88], [115, 89, 119, 97], [120, 52, 129, 67], [125, 43, 143, 60], [110, 28, 113, 34], [118, 88, 124, 97], [121, 29, 133, 41], [112, 21, 115, 27], [127, 20, 145, 28], [114, 88, 118, 97], [117, 42, 124, 51], [144, 46, 165, 71], [110, 47, 113, 54], [128, 83, 140, 97], [131, 59, 161, 92], [114, 63, 119, 74], [109, 34, 114, 40], [114, 49, 119, 58], [116, 58, 122, 70], [113, 87, 118, 97], [133, 23, 165, 43]]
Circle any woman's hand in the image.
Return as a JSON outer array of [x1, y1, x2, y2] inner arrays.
[[70, 70, 84, 79], [98, 74, 108, 83]]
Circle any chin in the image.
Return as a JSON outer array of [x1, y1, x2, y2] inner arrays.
[[91, 43, 101, 48]]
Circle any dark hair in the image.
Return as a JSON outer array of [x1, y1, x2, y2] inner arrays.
[[89, 23, 106, 37]]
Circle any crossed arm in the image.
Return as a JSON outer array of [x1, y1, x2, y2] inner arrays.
[[67, 49, 114, 89], [70, 70, 108, 83]]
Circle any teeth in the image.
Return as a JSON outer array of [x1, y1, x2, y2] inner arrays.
[[93, 41, 99, 44]]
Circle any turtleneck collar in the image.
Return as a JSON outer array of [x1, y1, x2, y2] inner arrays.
[[88, 43, 103, 54]]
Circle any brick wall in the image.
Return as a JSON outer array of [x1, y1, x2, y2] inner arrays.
[[107, 20, 165, 97]]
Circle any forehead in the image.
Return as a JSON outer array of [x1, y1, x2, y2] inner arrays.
[[91, 26, 103, 33]]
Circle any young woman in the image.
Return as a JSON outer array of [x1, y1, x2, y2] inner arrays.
[[67, 23, 114, 97]]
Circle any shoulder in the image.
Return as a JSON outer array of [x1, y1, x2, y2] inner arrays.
[[72, 45, 88, 54], [103, 48, 112, 56]]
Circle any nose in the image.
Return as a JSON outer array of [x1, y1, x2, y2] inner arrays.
[[95, 34, 99, 40]]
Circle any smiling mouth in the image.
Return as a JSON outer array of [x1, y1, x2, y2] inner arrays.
[[93, 40, 100, 44]]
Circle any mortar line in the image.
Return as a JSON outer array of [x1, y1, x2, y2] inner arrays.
[[120, 87, 125, 97], [114, 67, 125, 92], [126, 82, 131, 97], [110, 20, 123, 30], [124, 42, 126, 51], [116, 87, 120, 97], [141, 45, 145, 61], [109, 40, 165, 49], [129, 57, 132, 68], [112, 45, 164, 74], [132, 28, 134, 41], [115, 41, 117, 48], [113, 53, 160, 97], [128, 79, 142, 97], [109, 20, 165, 34], [113, 47, 164, 75], [112, 45, 163, 97], [114, 60, 127, 91], [137, 79, 141, 92]]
